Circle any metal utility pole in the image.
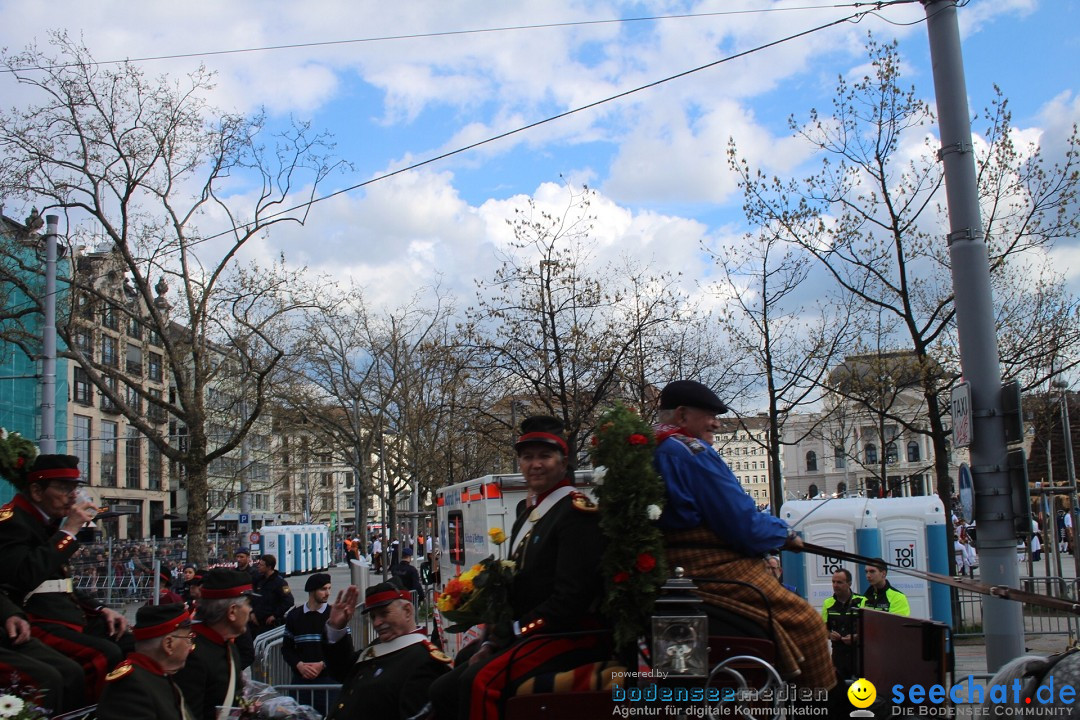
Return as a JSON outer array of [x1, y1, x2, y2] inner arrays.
[[922, 0, 1024, 668], [39, 216, 59, 453]]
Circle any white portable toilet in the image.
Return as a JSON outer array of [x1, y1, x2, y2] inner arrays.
[[781, 499, 878, 607], [869, 496, 948, 624]]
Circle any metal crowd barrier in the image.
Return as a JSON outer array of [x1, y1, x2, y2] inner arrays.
[[953, 576, 1080, 639]]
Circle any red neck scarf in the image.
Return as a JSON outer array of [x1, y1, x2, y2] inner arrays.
[[654, 423, 697, 444], [529, 478, 573, 508]]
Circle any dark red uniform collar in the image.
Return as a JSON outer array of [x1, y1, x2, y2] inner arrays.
[[193, 622, 230, 646], [127, 652, 169, 677], [12, 494, 51, 526], [531, 478, 573, 507]]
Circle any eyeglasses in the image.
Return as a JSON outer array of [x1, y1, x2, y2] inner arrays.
[[170, 633, 196, 644]]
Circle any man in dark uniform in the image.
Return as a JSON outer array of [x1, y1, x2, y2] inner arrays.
[[429, 416, 609, 720], [173, 568, 256, 720], [250, 554, 292, 637], [820, 569, 865, 680], [0, 588, 85, 714], [0, 452, 129, 701], [389, 546, 423, 602], [234, 547, 260, 585], [97, 603, 196, 720], [322, 581, 450, 719]]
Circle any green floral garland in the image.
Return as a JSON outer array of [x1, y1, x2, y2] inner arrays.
[[590, 404, 667, 656], [0, 429, 37, 490]]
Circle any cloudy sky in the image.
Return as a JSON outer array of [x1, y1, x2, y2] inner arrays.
[[1, 0, 1077, 312]]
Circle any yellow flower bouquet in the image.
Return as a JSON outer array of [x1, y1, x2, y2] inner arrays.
[[437, 553, 516, 638]]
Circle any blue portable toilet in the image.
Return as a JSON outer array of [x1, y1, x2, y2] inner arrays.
[[781, 499, 877, 607]]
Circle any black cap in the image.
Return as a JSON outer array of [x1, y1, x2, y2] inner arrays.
[[200, 568, 258, 600], [305, 572, 332, 592], [134, 603, 192, 641], [27, 454, 88, 486], [235, 547, 251, 556], [659, 381, 728, 414], [514, 415, 569, 455], [362, 580, 411, 614]]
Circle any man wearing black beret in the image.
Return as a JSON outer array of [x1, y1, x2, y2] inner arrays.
[[281, 572, 335, 714], [0, 451, 129, 702], [97, 603, 195, 720], [173, 568, 256, 720], [322, 580, 450, 719], [653, 380, 835, 689]]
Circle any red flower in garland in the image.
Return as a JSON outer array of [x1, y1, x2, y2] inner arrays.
[[591, 436, 600, 447], [15, 457, 24, 469], [635, 552, 656, 573], [613, 571, 631, 584], [628, 434, 649, 445]]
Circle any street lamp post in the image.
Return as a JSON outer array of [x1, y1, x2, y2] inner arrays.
[[1053, 380, 1080, 581]]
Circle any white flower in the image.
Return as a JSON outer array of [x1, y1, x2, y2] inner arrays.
[[0, 694, 25, 718], [593, 466, 607, 485], [646, 504, 662, 521]]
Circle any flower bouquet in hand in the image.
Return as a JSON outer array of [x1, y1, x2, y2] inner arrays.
[[437, 531, 516, 641]]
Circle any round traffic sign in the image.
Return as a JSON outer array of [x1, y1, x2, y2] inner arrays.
[[249, 532, 261, 544]]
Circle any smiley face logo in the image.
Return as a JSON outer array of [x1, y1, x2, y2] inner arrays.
[[847, 678, 876, 709]]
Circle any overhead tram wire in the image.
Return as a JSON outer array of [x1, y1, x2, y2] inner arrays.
[[0, 0, 921, 274], [179, 1, 920, 252], [3, 2, 915, 73]]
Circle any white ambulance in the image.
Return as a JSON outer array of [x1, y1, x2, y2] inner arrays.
[[434, 470, 597, 655]]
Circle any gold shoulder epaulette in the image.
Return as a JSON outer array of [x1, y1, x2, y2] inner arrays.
[[424, 641, 452, 664], [105, 662, 134, 681], [571, 492, 598, 512], [0, 504, 12, 522]]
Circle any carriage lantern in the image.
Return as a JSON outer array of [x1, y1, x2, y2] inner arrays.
[[651, 566, 708, 679]]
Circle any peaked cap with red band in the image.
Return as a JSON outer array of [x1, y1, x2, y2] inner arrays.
[[133, 602, 192, 641], [362, 581, 412, 614], [27, 454, 87, 486], [513, 415, 568, 455], [199, 568, 259, 600]]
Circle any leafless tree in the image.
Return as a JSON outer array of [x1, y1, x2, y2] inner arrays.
[[463, 183, 694, 462], [728, 36, 1080, 537], [0, 35, 342, 565]]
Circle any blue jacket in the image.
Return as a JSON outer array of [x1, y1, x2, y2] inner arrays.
[[653, 431, 789, 555]]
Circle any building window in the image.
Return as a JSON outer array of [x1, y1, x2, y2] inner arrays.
[[125, 427, 141, 489], [864, 443, 878, 464], [126, 343, 142, 376], [344, 471, 354, 489], [885, 442, 898, 465], [72, 415, 92, 481], [280, 495, 291, 513], [148, 388, 166, 422], [148, 352, 162, 382], [101, 421, 117, 487], [148, 328, 162, 347], [73, 329, 92, 355], [148, 441, 162, 490], [101, 376, 119, 413], [101, 336, 118, 368], [125, 384, 142, 414], [102, 305, 118, 330], [127, 317, 142, 339], [907, 441, 920, 463], [806, 451, 818, 472], [73, 367, 92, 405], [834, 446, 846, 469]]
